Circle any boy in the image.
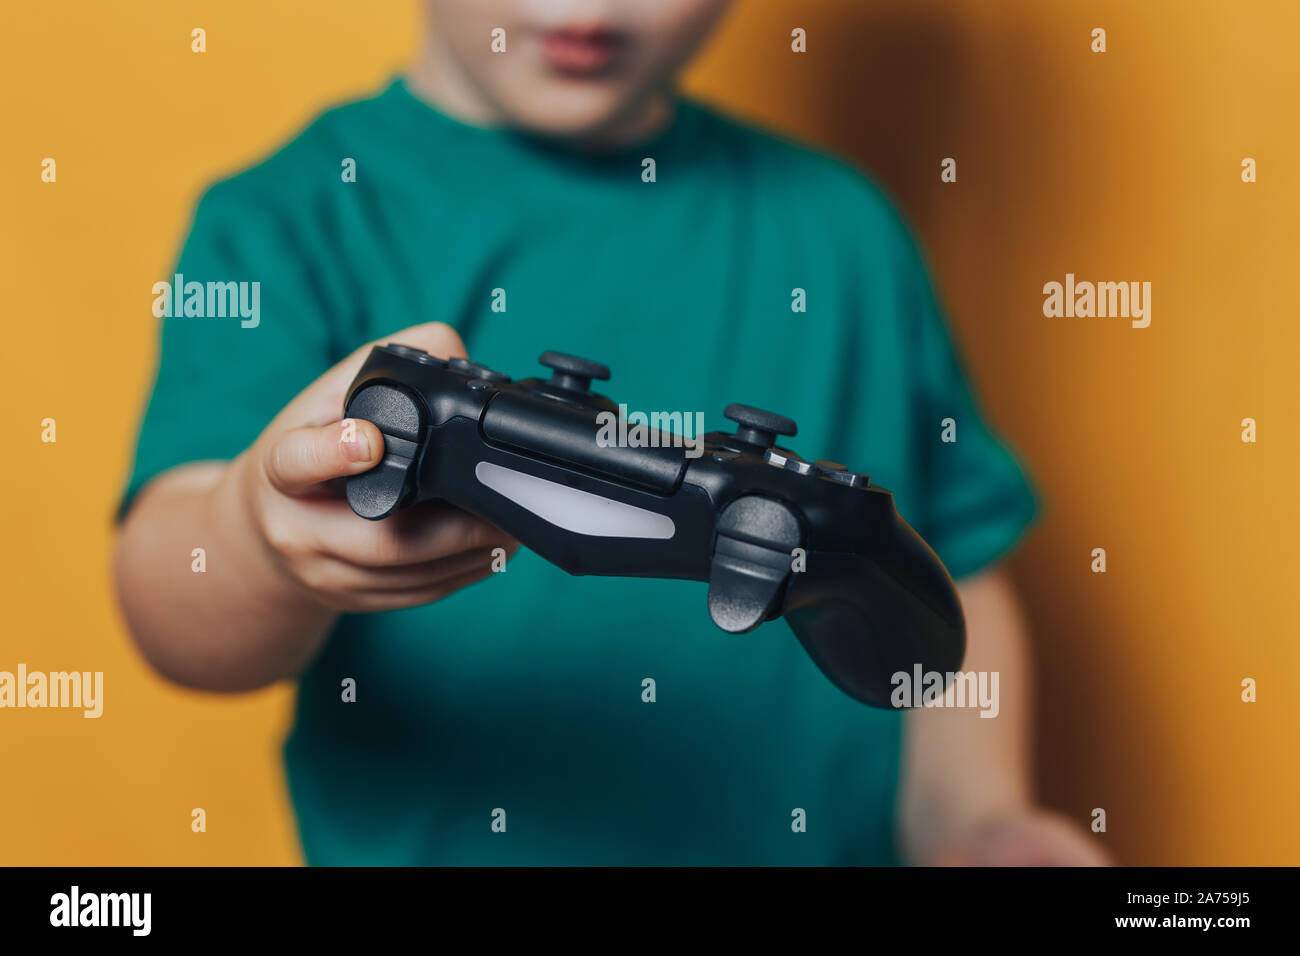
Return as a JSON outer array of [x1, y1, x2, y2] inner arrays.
[[115, 0, 1104, 865]]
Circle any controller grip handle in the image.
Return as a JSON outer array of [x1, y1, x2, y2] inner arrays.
[[343, 383, 425, 520], [783, 515, 965, 709]]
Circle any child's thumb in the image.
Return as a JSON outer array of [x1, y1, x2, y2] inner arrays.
[[262, 418, 384, 495]]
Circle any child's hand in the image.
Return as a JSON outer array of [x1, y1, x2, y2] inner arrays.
[[933, 809, 1111, 866], [230, 322, 519, 613]]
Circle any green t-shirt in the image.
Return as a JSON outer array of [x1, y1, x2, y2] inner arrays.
[[123, 78, 1036, 865]]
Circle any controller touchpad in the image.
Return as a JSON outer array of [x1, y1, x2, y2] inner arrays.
[[474, 461, 676, 540]]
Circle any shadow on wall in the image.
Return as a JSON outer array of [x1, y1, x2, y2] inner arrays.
[[701, 7, 1152, 861]]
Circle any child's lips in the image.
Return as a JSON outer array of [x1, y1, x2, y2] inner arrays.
[[540, 25, 624, 76]]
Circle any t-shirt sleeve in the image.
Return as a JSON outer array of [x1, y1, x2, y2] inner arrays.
[[896, 220, 1039, 581], [118, 182, 340, 519]]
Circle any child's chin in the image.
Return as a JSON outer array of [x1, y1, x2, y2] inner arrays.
[[500, 85, 647, 142]]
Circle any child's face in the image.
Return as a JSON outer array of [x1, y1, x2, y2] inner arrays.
[[424, 0, 732, 138]]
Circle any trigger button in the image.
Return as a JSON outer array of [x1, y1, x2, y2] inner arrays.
[[384, 344, 444, 366], [450, 357, 511, 382]]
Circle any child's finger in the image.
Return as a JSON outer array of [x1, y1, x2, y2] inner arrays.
[[262, 419, 384, 495], [330, 566, 500, 614], [296, 547, 507, 597], [292, 496, 517, 567], [278, 321, 470, 428]]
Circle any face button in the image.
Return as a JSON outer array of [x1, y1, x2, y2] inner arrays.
[[763, 448, 817, 476], [724, 404, 798, 449], [539, 351, 611, 394], [449, 357, 510, 382], [823, 469, 869, 489], [466, 378, 496, 391], [711, 450, 741, 462]]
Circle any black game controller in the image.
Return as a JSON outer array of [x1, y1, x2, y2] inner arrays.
[[343, 346, 965, 708]]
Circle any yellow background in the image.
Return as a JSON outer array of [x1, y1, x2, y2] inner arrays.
[[2, 1, 1296, 865]]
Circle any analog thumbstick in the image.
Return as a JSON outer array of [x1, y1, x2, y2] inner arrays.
[[539, 351, 611, 393], [723, 404, 798, 449]]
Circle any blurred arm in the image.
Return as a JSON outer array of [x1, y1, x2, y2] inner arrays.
[[898, 568, 1032, 862]]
